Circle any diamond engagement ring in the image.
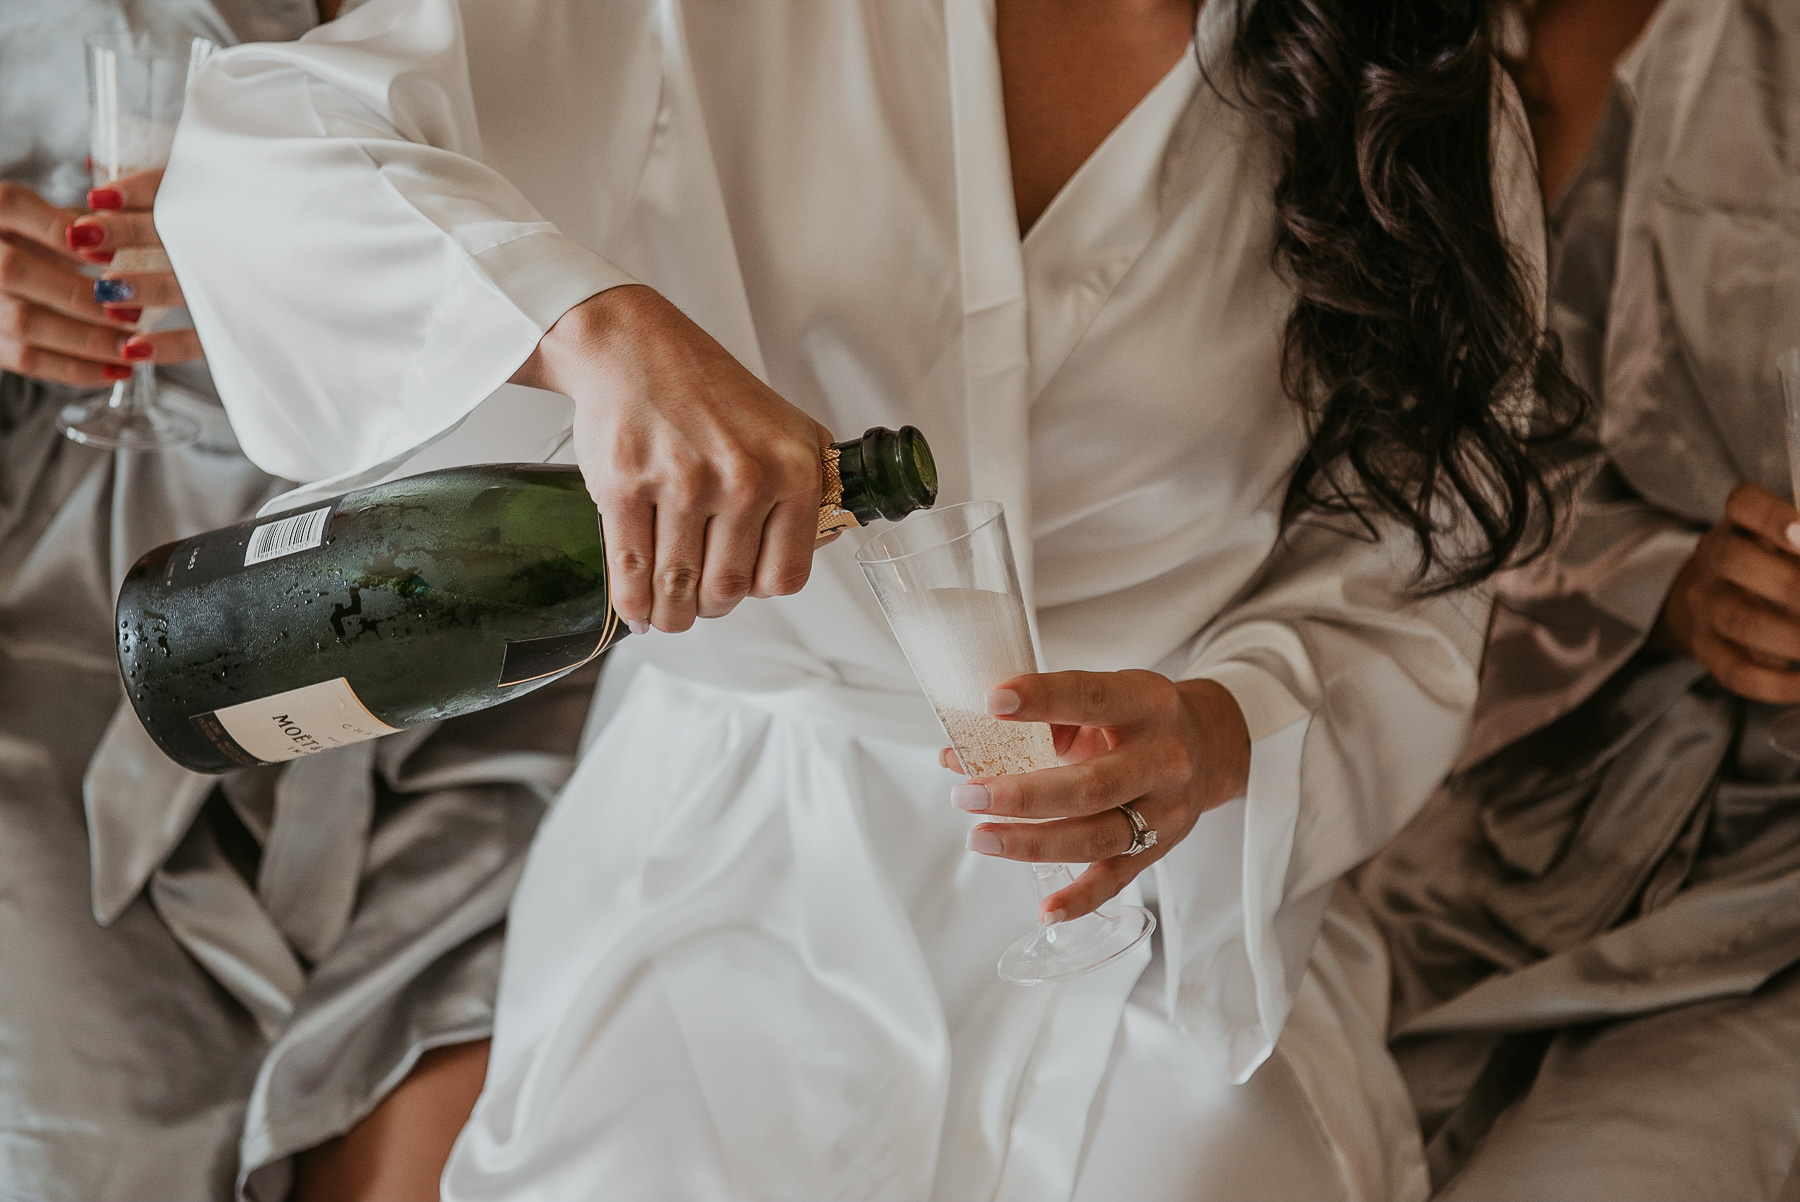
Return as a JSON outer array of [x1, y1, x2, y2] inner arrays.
[[1118, 803, 1158, 856]]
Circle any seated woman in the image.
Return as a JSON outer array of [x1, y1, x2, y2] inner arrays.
[[0, 2, 593, 1198], [1357, 0, 1800, 1196], [157, 1, 1582, 1197]]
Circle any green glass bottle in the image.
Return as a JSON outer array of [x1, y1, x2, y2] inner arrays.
[[118, 426, 937, 773]]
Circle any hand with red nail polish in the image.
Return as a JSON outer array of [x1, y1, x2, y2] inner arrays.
[[0, 173, 201, 387]]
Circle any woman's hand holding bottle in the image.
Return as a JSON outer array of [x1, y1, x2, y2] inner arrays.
[[514, 285, 832, 634]]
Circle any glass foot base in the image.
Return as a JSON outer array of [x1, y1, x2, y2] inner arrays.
[[57, 399, 199, 451], [998, 903, 1155, 986], [1771, 707, 1800, 760]]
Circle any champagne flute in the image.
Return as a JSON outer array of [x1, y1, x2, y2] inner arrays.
[[1771, 348, 1800, 757], [56, 30, 215, 451], [858, 501, 1155, 985]]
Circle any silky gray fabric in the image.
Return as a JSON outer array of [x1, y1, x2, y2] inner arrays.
[[1357, 1, 1800, 1196], [0, 3, 587, 1199]]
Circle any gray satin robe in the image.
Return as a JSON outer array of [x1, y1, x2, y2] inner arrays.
[[0, 4, 588, 1199], [1355, 2, 1800, 1197]]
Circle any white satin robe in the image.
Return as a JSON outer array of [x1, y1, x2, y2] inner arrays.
[[156, 1, 1541, 1197]]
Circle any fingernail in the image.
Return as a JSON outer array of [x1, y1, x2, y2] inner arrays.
[[80, 249, 115, 264], [967, 829, 1003, 855], [102, 364, 132, 381], [951, 783, 989, 811], [1040, 908, 1067, 927], [67, 223, 104, 249], [94, 278, 134, 303], [987, 688, 1021, 716], [121, 339, 154, 362], [103, 305, 141, 325], [625, 619, 650, 636], [1787, 522, 1800, 552], [87, 187, 123, 210]]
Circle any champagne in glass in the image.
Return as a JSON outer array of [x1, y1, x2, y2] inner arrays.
[[57, 30, 215, 451], [1771, 348, 1800, 757], [858, 501, 1155, 986]]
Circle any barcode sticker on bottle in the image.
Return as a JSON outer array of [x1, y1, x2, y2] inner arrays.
[[244, 506, 332, 567]]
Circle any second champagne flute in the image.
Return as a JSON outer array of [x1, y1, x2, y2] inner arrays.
[[858, 500, 1155, 986]]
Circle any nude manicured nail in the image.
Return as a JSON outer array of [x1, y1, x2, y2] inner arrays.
[[67, 223, 104, 249], [967, 829, 1003, 855], [87, 187, 123, 210], [625, 619, 650, 637], [1786, 522, 1800, 552], [1040, 908, 1067, 927], [951, 783, 989, 811], [987, 688, 1021, 716]]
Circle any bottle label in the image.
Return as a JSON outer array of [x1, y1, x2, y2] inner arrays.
[[163, 499, 342, 591], [192, 677, 402, 766], [499, 626, 611, 688], [244, 506, 333, 566]]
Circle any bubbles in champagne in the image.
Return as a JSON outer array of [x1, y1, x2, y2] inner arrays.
[[884, 586, 1053, 777]]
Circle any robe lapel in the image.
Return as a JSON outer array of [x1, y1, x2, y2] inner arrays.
[[944, 0, 1037, 625], [1020, 51, 1201, 405]]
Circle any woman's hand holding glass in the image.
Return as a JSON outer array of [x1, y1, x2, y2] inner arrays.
[[0, 172, 200, 390], [72, 169, 202, 361], [945, 670, 1252, 922]]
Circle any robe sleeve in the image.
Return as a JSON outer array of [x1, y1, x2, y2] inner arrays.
[[155, 0, 640, 485], [1146, 69, 1547, 1082]]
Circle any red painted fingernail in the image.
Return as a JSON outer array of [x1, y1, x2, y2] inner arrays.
[[67, 223, 105, 249], [88, 187, 123, 211], [80, 249, 115, 264], [102, 364, 132, 381], [121, 339, 155, 361], [104, 305, 142, 324]]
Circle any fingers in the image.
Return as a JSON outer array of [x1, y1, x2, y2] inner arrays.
[[697, 507, 770, 619], [598, 501, 655, 634], [0, 297, 138, 366], [125, 327, 204, 365], [0, 236, 119, 323], [1041, 858, 1145, 924], [650, 497, 707, 633], [955, 749, 1167, 820], [1691, 624, 1800, 705], [0, 336, 129, 388], [66, 209, 160, 256], [1709, 528, 1800, 621], [966, 805, 1145, 864], [1725, 484, 1800, 552], [993, 669, 1179, 731], [94, 270, 184, 310], [87, 168, 165, 212], [0, 181, 84, 259]]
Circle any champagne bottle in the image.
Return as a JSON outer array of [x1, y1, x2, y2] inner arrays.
[[119, 426, 937, 773]]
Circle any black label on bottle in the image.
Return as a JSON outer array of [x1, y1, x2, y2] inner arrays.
[[189, 712, 268, 769], [163, 498, 341, 591], [499, 627, 609, 688]]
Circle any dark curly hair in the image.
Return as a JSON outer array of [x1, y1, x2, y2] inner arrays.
[[1220, 0, 1587, 591]]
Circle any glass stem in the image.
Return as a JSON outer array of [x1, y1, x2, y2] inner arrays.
[[124, 361, 155, 414]]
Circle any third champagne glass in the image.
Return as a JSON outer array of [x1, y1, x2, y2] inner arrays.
[[858, 501, 1155, 985], [56, 30, 214, 450]]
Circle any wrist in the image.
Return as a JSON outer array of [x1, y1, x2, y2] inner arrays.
[[511, 283, 654, 395], [1177, 676, 1252, 804]]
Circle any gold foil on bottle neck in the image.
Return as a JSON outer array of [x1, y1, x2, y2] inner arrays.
[[818, 445, 862, 537]]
